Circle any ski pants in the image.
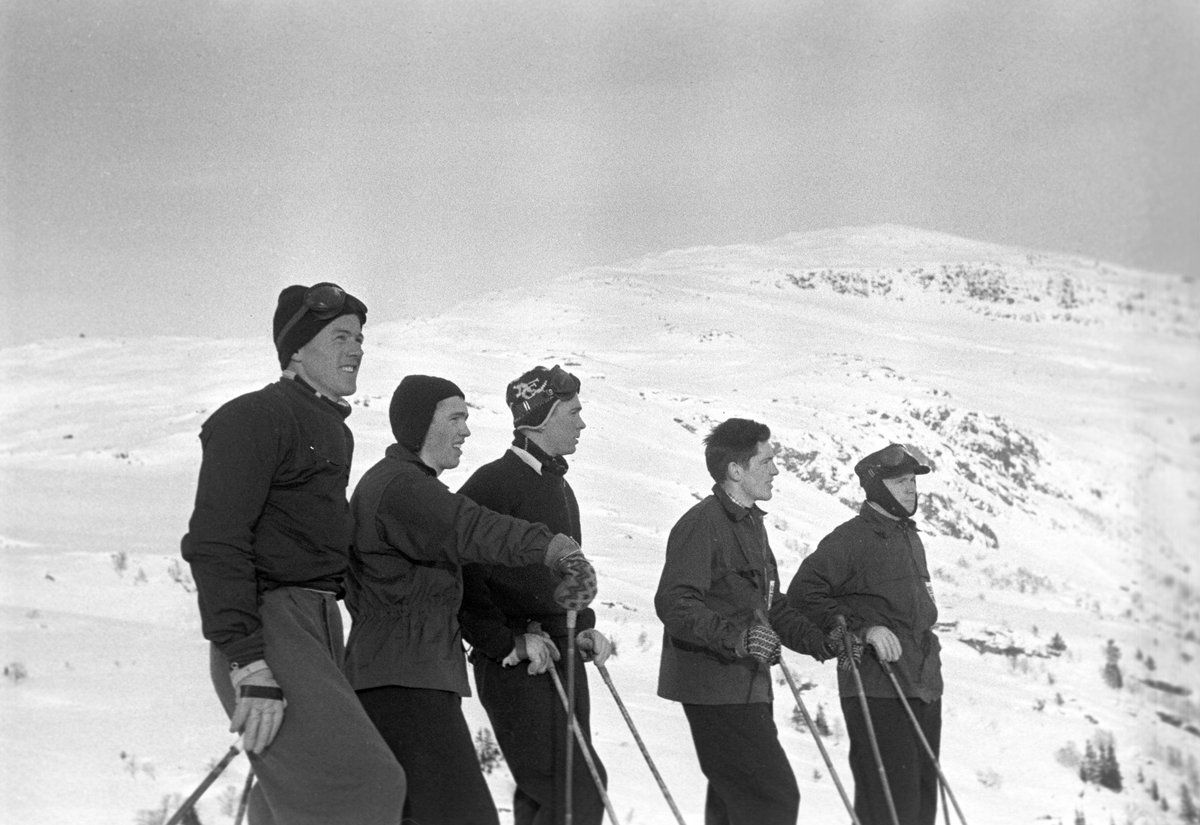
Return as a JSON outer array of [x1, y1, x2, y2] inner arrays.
[[472, 650, 607, 825], [841, 696, 941, 825], [356, 685, 501, 825], [209, 587, 405, 825], [681, 701, 800, 825]]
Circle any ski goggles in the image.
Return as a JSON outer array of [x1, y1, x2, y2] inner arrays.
[[862, 443, 932, 478], [274, 283, 349, 350], [544, 365, 581, 398]]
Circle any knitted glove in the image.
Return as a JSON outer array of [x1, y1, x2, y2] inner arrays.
[[830, 624, 864, 672], [229, 661, 286, 754], [741, 624, 781, 665], [552, 553, 597, 610], [576, 628, 612, 667], [865, 625, 902, 662], [543, 534, 583, 573]]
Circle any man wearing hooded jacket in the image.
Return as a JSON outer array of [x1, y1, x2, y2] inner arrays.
[[344, 374, 596, 825], [786, 443, 943, 825]]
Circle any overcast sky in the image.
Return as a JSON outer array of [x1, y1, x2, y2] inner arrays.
[[3, 0, 1197, 346]]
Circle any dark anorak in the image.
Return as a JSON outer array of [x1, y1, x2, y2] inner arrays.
[[789, 502, 943, 701], [344, 443, 553, 696], [182, 376, 355, 665]]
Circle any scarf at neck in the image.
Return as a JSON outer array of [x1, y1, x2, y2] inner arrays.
[[513, 434, 569, 477]]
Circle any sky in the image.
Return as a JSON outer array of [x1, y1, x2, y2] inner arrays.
[[2, 0, 1198, 347]]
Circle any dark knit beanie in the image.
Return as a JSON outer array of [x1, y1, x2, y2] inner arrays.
[[854, 443, 931, 519], [389, 375, 465, 452], [506, 365, 579, 429], [273, 283, 368, 369]]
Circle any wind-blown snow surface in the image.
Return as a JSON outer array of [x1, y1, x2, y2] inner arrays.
[[2, 226, 1197, 824]]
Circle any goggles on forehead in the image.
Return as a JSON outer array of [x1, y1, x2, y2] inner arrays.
[[545, 365, 581, 398], [274, 283, 348, 350], [867, 443, 931, 477]]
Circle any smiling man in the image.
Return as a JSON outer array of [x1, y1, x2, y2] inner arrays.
[[655, 417, 829, 825], [787, 443, 943, 825], [181, 283, 406, 825], [343, 374, 597, 825]]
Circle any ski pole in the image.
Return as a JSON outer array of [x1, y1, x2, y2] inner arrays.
[[566, 608, 577, 825], [234, 766, 254, 825], [753, 607, 861, 825], [165, 743, 241, 825], [877, 658, 969, 825], [836, 616, 901, 825], [940, 777, 951, 825], [548, 664, 620, 825], [596, 664, 688, 825]]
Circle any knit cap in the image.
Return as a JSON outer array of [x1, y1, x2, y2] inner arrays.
[[506, 365, 580, 429], [390, 375, 465, 451], [273, 282, 367, 369]]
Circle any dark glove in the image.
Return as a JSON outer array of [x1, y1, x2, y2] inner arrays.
[[553, 553, 597, 610], [741, 624, 781, 665], [830, 624, 864, 672]]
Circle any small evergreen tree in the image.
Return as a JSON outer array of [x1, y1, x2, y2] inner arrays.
[[1080, 741, 1099, 784], [1097, 741, 1122, 792], [815, 704, 832, 736], [1102, 639, 1123, 689], [1049, 633, 1067, 653], [1181, 784, 1199, 823]]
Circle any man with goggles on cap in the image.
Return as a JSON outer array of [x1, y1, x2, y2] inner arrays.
[[785, 443, 943, 825], [457, 364, 611, 825], [182, 283, 405, 824]]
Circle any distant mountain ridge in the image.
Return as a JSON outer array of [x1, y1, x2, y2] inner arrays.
[[584, 225, 1198, 334]]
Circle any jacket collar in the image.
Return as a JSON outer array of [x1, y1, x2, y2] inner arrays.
[[713, 483, 764, 521], [279, 373, 352, 419], [511, 434, 569, 477], [858, 501, 918, 536], [384, 442, 436, 476]]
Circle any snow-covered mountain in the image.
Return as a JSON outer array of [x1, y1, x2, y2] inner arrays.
[[2, 226, 1197, 824]]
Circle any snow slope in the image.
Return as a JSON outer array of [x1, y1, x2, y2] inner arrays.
[[2, 226, 1197, 824]]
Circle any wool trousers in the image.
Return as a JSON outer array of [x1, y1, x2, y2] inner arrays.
[[356, 685, 501, 825], [681, 702, 800, 825], [840, 696, 942, 825], [209, 588, 405, 825], [472, 652, 607, 825]]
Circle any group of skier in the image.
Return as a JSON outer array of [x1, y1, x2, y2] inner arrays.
[[181, 282, 947, 825]]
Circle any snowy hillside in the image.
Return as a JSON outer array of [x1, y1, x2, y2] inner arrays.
[[2, 226, 1197, 824]]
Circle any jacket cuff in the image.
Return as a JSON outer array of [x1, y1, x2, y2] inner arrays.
[[219, 633, 266, 669]]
